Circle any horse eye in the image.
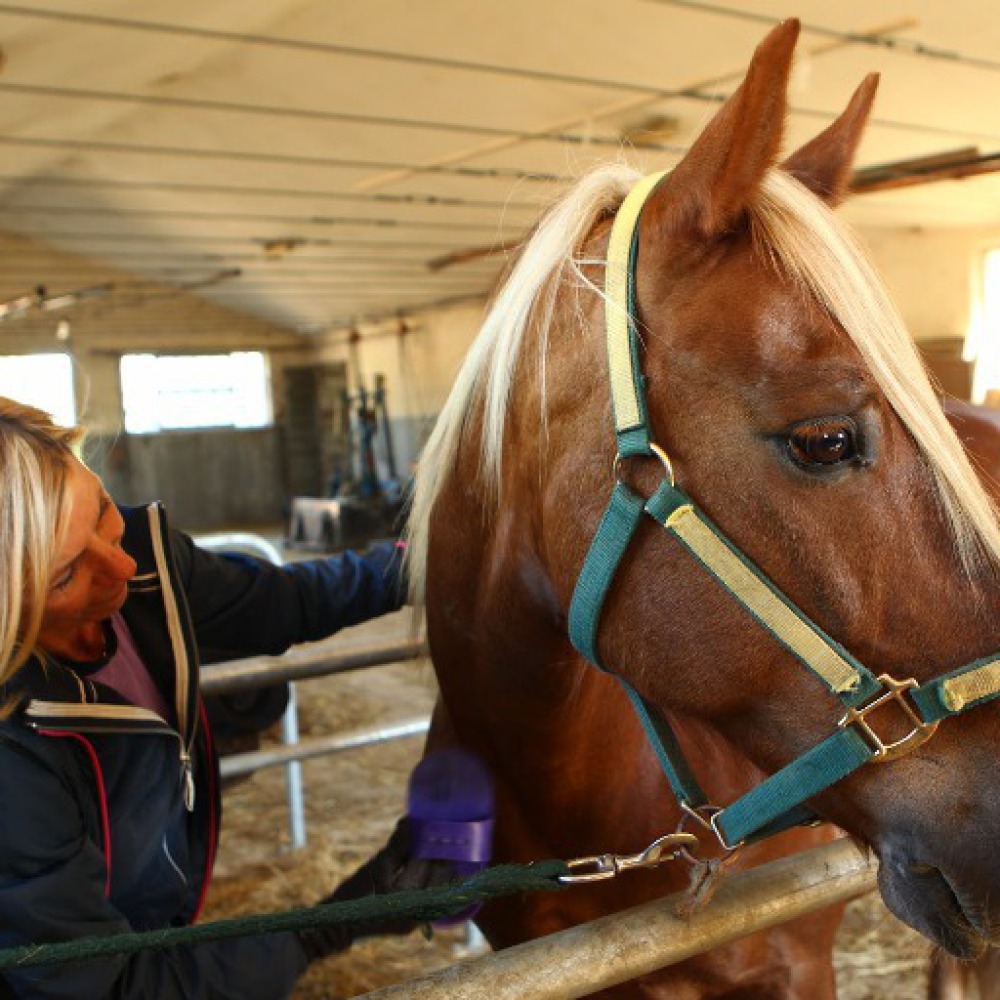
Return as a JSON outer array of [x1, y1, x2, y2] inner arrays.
[[786, 418, 859, 468]]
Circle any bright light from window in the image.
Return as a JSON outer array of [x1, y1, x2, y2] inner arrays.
[[969, 249, 1000, 402], [120, 352, 271, 434], [0, 354, 75, 426]]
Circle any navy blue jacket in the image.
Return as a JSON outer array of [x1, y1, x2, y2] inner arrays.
[[0, 504, 404, 998]]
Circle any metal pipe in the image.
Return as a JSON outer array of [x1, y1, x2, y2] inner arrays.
[[194, 531, 311, 846], [193, 532, 284, 566], [355, 838, 877, 1000], [280, 683, 307, 849], [191, 533, 427, 848], [200, 637, 425, 694], [220, 717, 430, 778]]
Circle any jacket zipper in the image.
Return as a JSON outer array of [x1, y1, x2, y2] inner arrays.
[[26, 705, 195, 808], [147, 504, 198, 812], [178, 747, 195, 811]]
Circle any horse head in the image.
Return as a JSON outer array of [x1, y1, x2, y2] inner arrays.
[[410, 19, 1000, 960]]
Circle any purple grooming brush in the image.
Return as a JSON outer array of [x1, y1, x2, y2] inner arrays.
[[407, 748, 494, 926]]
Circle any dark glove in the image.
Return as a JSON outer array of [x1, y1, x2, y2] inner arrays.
[[297, 817, 454, 962]]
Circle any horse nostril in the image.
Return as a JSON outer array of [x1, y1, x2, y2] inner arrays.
[[909, 862, 937, 876]]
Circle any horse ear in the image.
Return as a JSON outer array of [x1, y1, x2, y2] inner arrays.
[[783, 74, 880, 205], [658, 18, 800, 236]]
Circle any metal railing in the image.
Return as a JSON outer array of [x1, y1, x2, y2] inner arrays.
[[219, 717, 430, 779], [199, 636, 425, 694], [193, 532, 427, 849], [194, 533, 309, 846]]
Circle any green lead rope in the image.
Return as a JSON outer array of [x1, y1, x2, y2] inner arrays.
[[0, 861, 569, 971]]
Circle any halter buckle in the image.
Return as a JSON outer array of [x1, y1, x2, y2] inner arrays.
[[838, 674, 939, 762]]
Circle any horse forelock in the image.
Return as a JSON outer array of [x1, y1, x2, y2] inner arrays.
[[404, 161, 642, 605], [752, 168, 1000, 577]]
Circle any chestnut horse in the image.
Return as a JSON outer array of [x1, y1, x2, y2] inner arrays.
[[407, 20, 1000, 1000]]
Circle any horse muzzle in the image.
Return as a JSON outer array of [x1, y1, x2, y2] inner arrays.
[[877, 838, 994, 959]]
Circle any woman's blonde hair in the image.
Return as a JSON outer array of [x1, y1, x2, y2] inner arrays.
[[0, 398, 83, 707]]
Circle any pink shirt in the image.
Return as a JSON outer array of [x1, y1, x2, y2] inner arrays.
[[90, 613, 172, 723]]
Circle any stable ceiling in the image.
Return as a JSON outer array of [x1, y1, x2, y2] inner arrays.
[[1, 0, 1000, 335]]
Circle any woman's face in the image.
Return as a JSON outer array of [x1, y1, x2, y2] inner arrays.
[[38, 459, 138, 642]]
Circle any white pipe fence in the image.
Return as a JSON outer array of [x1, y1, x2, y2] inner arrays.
[[199, 636, 425, 694], [220, 717, 431, 779], [202, 634, 426, 846]]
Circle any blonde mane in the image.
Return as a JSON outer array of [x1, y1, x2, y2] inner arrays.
[[405, 163, 1000, 603], [404, 162, 641, 602]]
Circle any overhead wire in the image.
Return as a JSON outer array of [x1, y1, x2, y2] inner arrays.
[[4, 3, 1000, 110], [0, 135, 569, 184], [0, 204, 523, 232], [0, 7, 994, 164], [0, 80, 634, 148], [6, 230, 496, 248], [650, 1, 1000, 75], [0, 174, 543, 212]]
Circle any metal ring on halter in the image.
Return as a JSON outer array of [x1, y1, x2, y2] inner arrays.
[[613, 441, 676, 488], [675, 802, 744, 864]]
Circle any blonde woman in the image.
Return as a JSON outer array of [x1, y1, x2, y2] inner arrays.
[[0, 399, 433, 998]]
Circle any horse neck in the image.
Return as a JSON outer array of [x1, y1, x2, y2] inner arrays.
[[424, 327, 613, 748]]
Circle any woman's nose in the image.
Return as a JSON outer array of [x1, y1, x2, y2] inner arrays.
[[118, 549, 138, 580], [95, 543, 137, 583]]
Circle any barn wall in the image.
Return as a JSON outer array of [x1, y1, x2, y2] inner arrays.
[[859, 224, 1000, 400], [318, 300, 486, 481], [86, 428, 287, 531], [0, 231, 321, 530], [860, 225, 997, 342]]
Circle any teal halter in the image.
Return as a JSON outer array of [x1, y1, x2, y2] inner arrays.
[[568, 172, 1000, 850]]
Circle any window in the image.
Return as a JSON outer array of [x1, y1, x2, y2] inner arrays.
[[120, 352, 271, 434], [969, 249, 1000, 403], [0, 353, 75, 426]]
